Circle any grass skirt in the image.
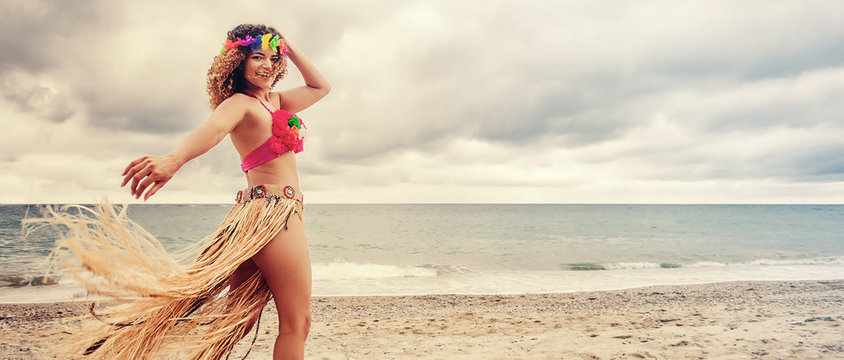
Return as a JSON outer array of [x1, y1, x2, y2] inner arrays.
[[30, 185, 304, 359]]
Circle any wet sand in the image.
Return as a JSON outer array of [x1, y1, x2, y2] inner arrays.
[[2, 280, 842, 359]]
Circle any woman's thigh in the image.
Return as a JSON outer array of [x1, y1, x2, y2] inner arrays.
[[250, 213, 312, 322], [229, 259, 258, 290]]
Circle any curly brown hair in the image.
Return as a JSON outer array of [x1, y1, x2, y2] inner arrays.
[[206, 24, 288, 109]]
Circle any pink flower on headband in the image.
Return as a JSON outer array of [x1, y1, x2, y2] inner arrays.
[[241, 35, 257, 46], [280, 39, 288, 55]]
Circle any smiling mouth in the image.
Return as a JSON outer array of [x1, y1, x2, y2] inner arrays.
[[256, 72, 274, 79]]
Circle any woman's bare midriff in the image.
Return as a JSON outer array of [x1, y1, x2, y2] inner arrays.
[[243, 153, 300, 189]]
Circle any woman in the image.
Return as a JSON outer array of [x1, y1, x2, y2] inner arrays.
[[48, 24, 329, 359]]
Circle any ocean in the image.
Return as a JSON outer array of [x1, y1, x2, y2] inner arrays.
[[1, 203, 842, 303]]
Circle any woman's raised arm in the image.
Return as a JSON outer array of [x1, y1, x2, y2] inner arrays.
[[278, 41, 331, 113], [121, 97, 246, 200]]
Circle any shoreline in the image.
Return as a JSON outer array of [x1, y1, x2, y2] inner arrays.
[[4, 261, 843, 303], [2, 279, 842, 359]]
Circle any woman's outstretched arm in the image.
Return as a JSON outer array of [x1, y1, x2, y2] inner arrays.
[[278, 40, 331, 113], [121, 97, 247, 200]]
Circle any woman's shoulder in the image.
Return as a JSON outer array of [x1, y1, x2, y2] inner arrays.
[[219, 93, 252, 107], [209, 93, 258, 126]]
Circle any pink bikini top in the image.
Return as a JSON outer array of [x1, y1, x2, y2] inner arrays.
[[240, 96, 307, 172]]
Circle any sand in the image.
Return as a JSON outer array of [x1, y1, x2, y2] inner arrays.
[[1, 280, 842, 359]]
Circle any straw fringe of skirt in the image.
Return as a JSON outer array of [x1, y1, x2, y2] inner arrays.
[[28, 195, 302, 359]]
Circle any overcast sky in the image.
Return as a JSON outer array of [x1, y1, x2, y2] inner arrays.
[[2, 0, 844, 204]]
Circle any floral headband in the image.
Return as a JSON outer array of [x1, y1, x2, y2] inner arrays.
[[220, 33, 288, 54]]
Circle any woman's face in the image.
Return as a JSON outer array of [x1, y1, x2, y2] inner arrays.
[[242, 49, 281, 90]]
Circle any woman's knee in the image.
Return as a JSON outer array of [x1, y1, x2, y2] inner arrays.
[[278, 312, 311, 338]]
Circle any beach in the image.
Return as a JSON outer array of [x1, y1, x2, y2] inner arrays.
[[1, 280, 841, 359]]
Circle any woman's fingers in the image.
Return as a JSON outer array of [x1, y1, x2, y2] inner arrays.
[[122, 166, 141, 187], [130, 169, 152, 196], [122, 156, 147, 177], [122, 158, 138, 176], [121, 155, 177, 200], [144, 181, 167, 201], [122, 158, 149, 187], [121, 158, 138, 176], [135, 176, 157, 199]]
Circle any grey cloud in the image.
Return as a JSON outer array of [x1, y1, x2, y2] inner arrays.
[[649, 38, 844, 82], [705, 98, 844, 133], [617, 135, 844, 183], [321, 123, 450, 161], [4, 0, 844, 203], [1, 153, 19, 162], [787, 145, 844, 180], [0, 1, 106, 72], [0, 70, 75, 122], [0, 0, 205, 134], [468, 77, 643, 146], [282, 0, 398, 57], [86, 99, 203, 134], [290, 0, 844, 188], [297, 160, 337, 176], [180, 144, 241, 176], [733, 148, 844, 182]]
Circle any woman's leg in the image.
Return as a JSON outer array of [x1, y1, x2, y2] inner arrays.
[[250, 213, 312, 360], [229, 259, 258, 289], [228, 259, 262, 333]]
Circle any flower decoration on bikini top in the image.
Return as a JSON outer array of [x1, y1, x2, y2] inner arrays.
[[269, 109, 306, 155], [220, 34, 288, 54], [270, 110, 303, 130]]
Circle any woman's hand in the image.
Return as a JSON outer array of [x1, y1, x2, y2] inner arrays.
[[121, 154, 183, 200]]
